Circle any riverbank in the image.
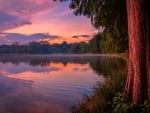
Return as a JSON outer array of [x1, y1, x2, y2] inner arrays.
[[72, 52, 150, 113], [117, 53, 128, 60], [72, 55, 127, 113], [72, 64, 127, 113]]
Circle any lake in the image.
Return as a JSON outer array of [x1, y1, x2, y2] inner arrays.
[[0, 54, 126, 113]]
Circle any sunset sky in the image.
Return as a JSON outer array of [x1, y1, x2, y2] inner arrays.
[[0, 0, 98, 45]]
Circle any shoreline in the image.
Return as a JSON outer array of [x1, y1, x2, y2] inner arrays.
[[0, 53, 127, 58]]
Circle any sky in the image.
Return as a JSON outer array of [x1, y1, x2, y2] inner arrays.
[[0, 0, 97, 45]]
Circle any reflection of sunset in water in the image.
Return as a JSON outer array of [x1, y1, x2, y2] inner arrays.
[[0, 55, 126, 113], [5, 63, 98, 82], [0, 56, 105, 113]]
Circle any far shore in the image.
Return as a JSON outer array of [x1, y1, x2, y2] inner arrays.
[[0, 53, 126, 59]]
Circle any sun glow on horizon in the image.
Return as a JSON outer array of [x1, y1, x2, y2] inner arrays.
[[0, 0, 97, 45]]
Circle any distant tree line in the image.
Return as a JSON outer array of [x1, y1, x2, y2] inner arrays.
[[0, 41, 90, 54], [0, 33, 127, 54]]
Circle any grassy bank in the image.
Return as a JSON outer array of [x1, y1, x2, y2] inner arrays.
[[117, 53, 128, 60], [72, 55, 150, 113], [72, 58, 127, 113]]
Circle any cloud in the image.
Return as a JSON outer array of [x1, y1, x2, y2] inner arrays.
[[0, 33, 60, 45], [0, 11, 32, 31], [0, 0, 58, 31], [72, 35, 90, 38], [1, 64, 60, 74]]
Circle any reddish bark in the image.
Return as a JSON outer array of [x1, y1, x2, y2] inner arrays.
[[147, 4, 150, 103], [124, 0, 150, 104]]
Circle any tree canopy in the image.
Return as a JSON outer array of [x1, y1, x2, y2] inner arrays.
[[89, 33, 101, 53], [60, 0, 128, 53], [0, 41, 91, 54]]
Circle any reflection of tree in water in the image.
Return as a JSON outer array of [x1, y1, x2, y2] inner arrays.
[[73, 57, 127, 113], [0, 55, 97, 67], [0, 55, 127, 113], [89, 56, 127, 104], [0, 55, 127, 77], [89, 56, 127, 77]]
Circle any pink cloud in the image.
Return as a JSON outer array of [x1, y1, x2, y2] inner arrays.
[[0, 0, 96, 44], [0, 0, 58, 31], [0, 32, 60, 45]]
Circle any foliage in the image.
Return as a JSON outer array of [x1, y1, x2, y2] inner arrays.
[[100, 32, 128, 53], [68, 0, 128, 53], [69, 42, 90, 53], [113, 93, 150, 113], [0, 32, 127, 54], [89, 33, 101, 53], [0, 41, 91, 54], [73, 58, 127, 113], [73, 57, 150, 113], [57, 0, 128, 53]]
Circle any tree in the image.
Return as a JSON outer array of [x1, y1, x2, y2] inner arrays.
[[69, 42, 89, 53], [89, 33, 101, 53], [56, 0, 128, 53], [69, 0, 128, 53], [123, 0, 150, 104], [58, 0, 150, 104]]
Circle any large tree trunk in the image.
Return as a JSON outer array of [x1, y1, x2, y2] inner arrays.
[[147, 5, 150, 103], [124, 0, 150, 104]]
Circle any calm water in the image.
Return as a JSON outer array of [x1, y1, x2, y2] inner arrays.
[[0, 54, 126, 113]]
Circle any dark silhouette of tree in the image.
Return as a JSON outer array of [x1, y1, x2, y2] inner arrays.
[[69, 0, 128, 53], [0, 41, 91, 54], [69, 42, 89, 53], [89, 33, 101, 53]]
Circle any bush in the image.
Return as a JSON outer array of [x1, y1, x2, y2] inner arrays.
[[112, 93, 150, 113]]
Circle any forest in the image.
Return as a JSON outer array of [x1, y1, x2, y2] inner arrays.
[[0, 32, 127, 54], [0, 41, 92, 54]]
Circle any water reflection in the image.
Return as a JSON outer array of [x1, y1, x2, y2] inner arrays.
[[0, 54, 126, 113]]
